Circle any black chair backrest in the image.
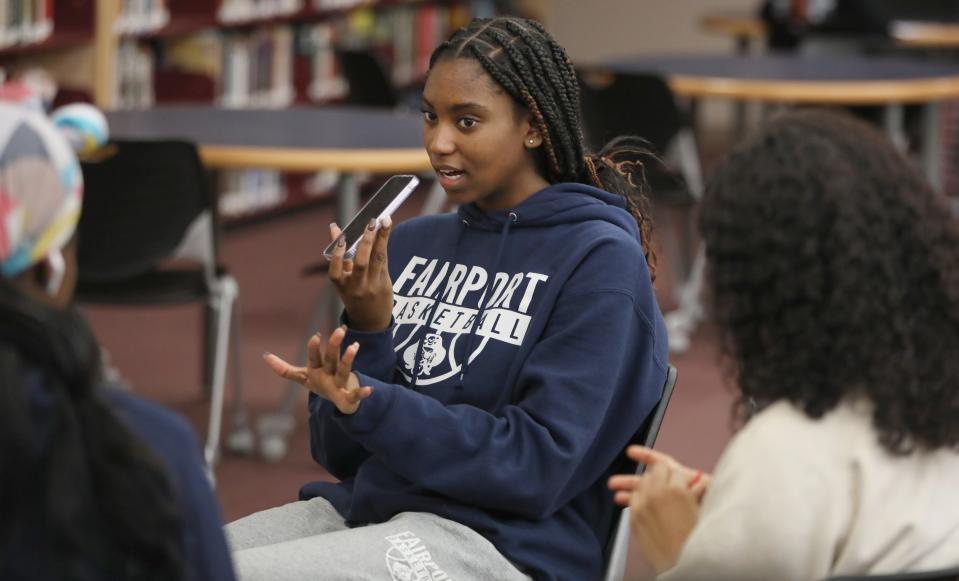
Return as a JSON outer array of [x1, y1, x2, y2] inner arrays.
[[601, 364, 677, 556], [77, 140, 213, 282], [875, 0, 959, 24], [823, 566, 959, 581], [577, 69, 685, 156], [576, 69, 693, 201], [336, 48, 399, 108]]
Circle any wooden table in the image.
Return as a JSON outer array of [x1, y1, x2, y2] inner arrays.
[[891, 20, 959, 48], [603, 53, 959, 188], [107, 106, 436, 459], [106, 106, 433, 223], [598, 52, 959, 353]]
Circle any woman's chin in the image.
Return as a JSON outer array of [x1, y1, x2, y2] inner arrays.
[[444, 188, 477, 205]]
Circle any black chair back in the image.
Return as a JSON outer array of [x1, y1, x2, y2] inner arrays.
[[336, 48, 399, 108], [576, 69, 693, 204], [77, 140, 214, 282], [578, 69, 685, 157], [602, 365, 677, 559], [876, 0, 959, 24]]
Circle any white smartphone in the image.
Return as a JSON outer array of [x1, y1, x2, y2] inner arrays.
[[323, 174, 420, 260]]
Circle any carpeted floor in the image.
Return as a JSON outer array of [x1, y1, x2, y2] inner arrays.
[[83, 182, 736, 579]]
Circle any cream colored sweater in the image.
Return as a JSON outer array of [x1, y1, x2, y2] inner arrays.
[[659, 399, 959, 581]]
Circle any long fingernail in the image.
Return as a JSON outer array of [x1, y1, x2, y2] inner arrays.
[[367, 218, 376, 230], [262, 351, 271, 359]]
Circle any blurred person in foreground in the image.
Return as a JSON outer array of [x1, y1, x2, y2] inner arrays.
[[0, 101, 235, 581], [610, 109, 959, 580]]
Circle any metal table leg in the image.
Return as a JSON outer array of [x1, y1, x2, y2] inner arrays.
[[883, 104, 908, 152], [921, 102, 943, 192], [256, 172, 358, 462]]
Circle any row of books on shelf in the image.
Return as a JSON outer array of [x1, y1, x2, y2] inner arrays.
[[220, 25, 295, 107], [114, 1, 468, 108], [115, 0, 169, 35], [0, 0, 53, 48], [219, 169, 288, 218], [217, 0, 304, 24], [115, 40, 154, 109], [216, 0, 413, 25], [218, 168, 341, 219], [116, 0, 431, 34]]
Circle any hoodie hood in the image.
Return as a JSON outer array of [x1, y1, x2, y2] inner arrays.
[[457, 182, 640, 239], [448, 182, 642, 383]]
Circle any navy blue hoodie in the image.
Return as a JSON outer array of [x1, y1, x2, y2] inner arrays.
[[13, 379, 235, 581], [304, 183, 668, 581]]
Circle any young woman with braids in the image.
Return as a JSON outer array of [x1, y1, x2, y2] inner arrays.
[[0, 103, 235, 581], [226, 16, 668, 581], [609, 109, 959, 579]]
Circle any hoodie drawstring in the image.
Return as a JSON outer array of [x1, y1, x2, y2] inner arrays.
[[458, 211, 517, 382], [408, 218, 470, 386]]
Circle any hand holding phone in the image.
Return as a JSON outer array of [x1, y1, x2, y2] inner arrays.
[[324, 175, 419, 259], [325, 175, 418, 332]]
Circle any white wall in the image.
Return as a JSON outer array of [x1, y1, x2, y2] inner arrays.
[[543, 0, 761, 135], [545, 0, 758, 61]]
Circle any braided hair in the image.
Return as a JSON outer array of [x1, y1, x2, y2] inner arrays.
[[429, 17, 657, 279], [0, 276, 184, 580]]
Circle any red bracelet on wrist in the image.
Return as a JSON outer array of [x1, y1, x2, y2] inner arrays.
[[687, 470, 704, 488]]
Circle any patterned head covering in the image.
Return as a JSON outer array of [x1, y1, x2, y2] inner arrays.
[[0, 101, 83, 279]]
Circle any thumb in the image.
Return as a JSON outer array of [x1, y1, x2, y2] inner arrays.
[[262, 352, 305, 383], [627, 445, 671, 467]]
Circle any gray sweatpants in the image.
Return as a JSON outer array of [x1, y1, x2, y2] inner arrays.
[[225, 497, 533, 581]]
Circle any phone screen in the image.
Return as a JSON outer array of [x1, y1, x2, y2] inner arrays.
[[323, 174, 419, 259]]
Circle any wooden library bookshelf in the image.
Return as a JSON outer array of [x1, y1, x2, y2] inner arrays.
[[0, 0, 477, 222]]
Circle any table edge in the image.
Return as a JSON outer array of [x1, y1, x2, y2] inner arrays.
[[199, 145, 433, 172], [669, 74, 959, 103]]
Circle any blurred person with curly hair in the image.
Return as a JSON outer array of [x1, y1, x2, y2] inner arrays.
[[609, 109, 959, 580]]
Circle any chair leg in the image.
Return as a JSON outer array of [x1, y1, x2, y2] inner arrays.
[[656, 205, 695, 307], [98, 345, 132, 390], [256, 285, 336, 462], [202, 302, 217, 397], [203, 275, 238, 474], [662, 127, 707, 353], [225, 293, 254, 455], [603, 507, 631, 581], [664, 246, 706, 353]]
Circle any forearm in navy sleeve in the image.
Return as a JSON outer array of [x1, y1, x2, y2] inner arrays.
[[334, 289, 665, 520], [308, 392, 371, 480], [340, 311, 398, 382]]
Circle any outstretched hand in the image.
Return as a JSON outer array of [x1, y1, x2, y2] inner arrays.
[[263, 326, 372, 415], [607, 446, 710, 573], [626, 458, 701, 573], [608, 446, 711, 507]]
